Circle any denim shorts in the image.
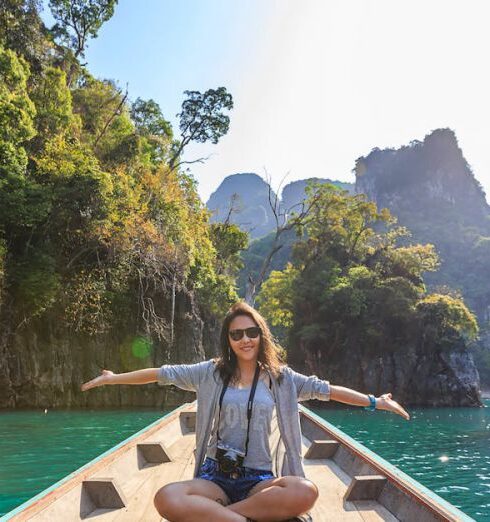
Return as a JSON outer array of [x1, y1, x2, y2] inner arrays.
[[197, 457, 275, 504]]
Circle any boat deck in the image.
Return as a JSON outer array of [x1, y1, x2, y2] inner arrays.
[[3, 403, 472, 522]]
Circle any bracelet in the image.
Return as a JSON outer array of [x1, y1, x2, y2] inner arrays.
[[364, 394, 376, 411]]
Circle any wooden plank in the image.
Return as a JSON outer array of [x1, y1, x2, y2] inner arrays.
[[137, 442, 172, 465], [304, 440, 340, 459], [352, 501, 399, 522], [344, 476, 388, 501], [304, 458, 365, 521], [179, 411, 196, 434], [82, 479, 127, 510], [112, 433, 196, 522], [305, 459, 394, 521], [299, 406, 472, 522]]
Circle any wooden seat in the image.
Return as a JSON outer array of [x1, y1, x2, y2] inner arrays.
[[304, 439, 339, 459], [81, 478, 126, 517], [137, 442, 172, 465], [344, 475, 388, 501]]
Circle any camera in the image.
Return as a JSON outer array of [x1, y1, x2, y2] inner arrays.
[[215, 443, 245, 473]]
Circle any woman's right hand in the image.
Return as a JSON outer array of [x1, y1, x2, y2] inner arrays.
[[81, 369, 116, 391]]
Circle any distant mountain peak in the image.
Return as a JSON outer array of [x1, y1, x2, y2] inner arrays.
[[207, 174, 354, 239], [355, 128, 488, 217]]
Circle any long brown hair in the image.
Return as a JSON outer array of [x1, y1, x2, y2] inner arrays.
[[215, 301, 284, 384]]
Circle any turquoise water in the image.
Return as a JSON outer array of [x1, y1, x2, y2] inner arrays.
[[0, 403, 489, 520], [0, 409, 166, 518], [312, 401, 490, 521]]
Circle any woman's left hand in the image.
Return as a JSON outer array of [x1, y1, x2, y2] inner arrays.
[[376, 393, 410, 420]]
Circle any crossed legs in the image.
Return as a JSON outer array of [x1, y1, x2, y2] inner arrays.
[[154, 478, 241, 522], [154, 476, 318, 522]]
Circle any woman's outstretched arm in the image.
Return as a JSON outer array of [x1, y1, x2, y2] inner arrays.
[[330, 385, 410, 420], [81, 360, 214, 393], [289, 368, 410, 420], [81, 368, 159, 391]]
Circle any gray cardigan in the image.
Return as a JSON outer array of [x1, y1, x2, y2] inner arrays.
[[157, 360, 330, 477]]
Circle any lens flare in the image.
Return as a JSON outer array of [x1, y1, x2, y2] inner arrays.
[[131, 336, 152, 358]]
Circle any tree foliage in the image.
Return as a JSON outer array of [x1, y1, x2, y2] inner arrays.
[[0, 0, 48, 74], [0, 45, 38, 234], [417, 294, 478, 348], [257, 184, 477, 363], [130, 97, 173, 164], [30, 66, 74, 141], [169, 87, 233, 170], [48, 0, 118, 59], [0, 3, 237, 338]]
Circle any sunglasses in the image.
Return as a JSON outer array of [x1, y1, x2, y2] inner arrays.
[[228, 327, 262, 341]]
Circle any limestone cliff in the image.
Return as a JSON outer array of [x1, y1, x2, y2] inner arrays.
[[295, 342, 481, 408], [0, 291, 216, 409]]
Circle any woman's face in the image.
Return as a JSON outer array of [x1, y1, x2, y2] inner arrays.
[[228, 314, 261, 365]]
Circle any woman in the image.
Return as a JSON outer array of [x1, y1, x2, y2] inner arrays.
[[81, 301, 409, 522]]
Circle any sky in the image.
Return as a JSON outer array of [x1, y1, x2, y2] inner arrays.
[[43, 0, 490, 203]]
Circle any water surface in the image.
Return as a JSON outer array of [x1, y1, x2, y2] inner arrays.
[[0, 409, 166, 517], [312, 401, 490, 521]]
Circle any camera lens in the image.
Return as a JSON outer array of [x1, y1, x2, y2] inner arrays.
[[220, 457, 235, 473]]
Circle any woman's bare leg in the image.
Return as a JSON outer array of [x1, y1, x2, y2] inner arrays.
[[226, 476, 318, 522], [154, 478, 246, 522]]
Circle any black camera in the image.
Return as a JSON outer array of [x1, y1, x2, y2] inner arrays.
[[215, 443, 245, 473]]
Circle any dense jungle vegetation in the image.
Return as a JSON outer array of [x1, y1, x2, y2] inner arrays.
[[255, 183, 479, 365], [0, 0, 247, 341]]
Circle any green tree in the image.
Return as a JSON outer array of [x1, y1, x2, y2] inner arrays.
[[417, 294, 478, 349], [257, 184, 475, 368], [30, 66, 74, 143], [48, 0, 118, 59], [0, 46, 37, 232], [0, 0, 48, 73], [130, 97, 173, 164], [209, 222, 248, 278], [72, 76, 139, 167], [13, 250, 60, 319], [131, 97, 172, 138], [169, 87, 233, 170], [34, 133, 113, 249], [0, 1, 238, 341], [256, 263, 299, 344]]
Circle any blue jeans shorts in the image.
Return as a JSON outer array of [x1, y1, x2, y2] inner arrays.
[[197, 457, 275, 504]]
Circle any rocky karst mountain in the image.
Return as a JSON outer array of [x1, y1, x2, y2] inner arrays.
[[355, 128, 490, 233], [207, 174, 354, 239], [216, 130, 488, 396], [281, 178, 355, 211], [354, 128, 490, 385], [207, 173, 277, 239]]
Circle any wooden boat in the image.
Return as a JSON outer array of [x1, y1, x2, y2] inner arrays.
[[2, 402, 474, 522]]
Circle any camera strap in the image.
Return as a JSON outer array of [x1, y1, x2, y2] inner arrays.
[[216, 363, 261, 458]]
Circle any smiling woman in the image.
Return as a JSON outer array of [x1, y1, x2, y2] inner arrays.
[[81, 301, 409, 522]]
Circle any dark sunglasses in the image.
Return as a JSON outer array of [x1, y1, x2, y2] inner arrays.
[[228, 327, 262, 341]]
